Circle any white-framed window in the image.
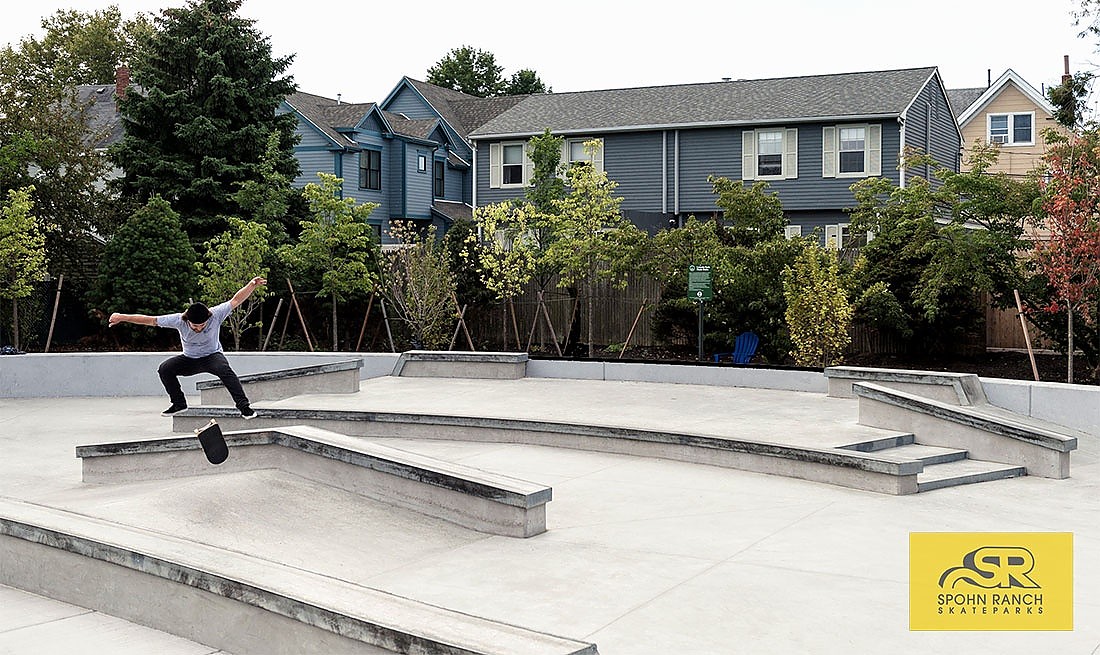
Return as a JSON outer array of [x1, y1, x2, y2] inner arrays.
[[823, 124, 881, 178], [838, 127, 866, 174], [784, 224, 803, 239], [742, 128, 798, 180], [488, 141, 531, 188], [825, 224, 849, 250], [563, 138, 605, 173], [417, 153, 427, 172], [987, 112, 1033, 145]]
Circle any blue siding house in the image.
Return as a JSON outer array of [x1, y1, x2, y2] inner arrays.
[[468, 67, 962, 246], [281, 79, 524, 243]]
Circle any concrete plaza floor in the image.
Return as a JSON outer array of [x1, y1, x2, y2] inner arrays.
[[1, 375, 1098, 654]]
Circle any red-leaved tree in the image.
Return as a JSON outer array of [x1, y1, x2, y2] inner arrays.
[[1034, 135, 1100, 382]]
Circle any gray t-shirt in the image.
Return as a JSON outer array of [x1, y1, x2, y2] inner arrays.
[[156, 301, 233, 358]]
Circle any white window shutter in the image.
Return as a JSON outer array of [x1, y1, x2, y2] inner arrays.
[[868, 124, 882, 176], [825, 224, 840, 249], [742, 130, 755, 181], [592, 138, 604, 173], [489, 143, 501, 188], [784, 128, 798, 179], [524, 144, 533, 186], [822, 127, 836, 178], [559, 141, 569, 179]]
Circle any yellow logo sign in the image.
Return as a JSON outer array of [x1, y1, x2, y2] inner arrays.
[[910, 532, 1073, 630]]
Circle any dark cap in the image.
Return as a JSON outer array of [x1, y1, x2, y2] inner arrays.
[[182, 302, 211, 324]]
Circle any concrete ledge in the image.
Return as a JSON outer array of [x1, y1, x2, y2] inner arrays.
[[0, 499, 598, 655], [198, 359, 363, 404], [392, 350, 527, 379], [528, 359, 828, 393], [77, 426, 551, 538], [0, 352, 400, 397], [173, 408, 924, 495], [825, 366, 986, 405], [853, 382, 1078, 479]]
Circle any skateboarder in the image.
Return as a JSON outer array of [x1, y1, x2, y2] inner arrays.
[[109, 277, 267, 418]]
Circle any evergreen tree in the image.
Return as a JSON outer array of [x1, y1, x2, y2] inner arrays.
[[110, 0, 299, 246], [91, 196, 198, 339]]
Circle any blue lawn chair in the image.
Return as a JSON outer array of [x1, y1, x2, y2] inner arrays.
[[713, 331, 759, 364]]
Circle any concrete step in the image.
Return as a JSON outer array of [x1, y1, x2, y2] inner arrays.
[[836, 433, 915, 452], [883, 443, 969, 466], [917, 459, 1027, 493]]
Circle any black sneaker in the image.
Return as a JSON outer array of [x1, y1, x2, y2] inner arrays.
[[161, 403, 187, 416], [240, 407, 257, 420]]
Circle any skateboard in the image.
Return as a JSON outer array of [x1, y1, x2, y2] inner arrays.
[[194, 419, 229, 465]]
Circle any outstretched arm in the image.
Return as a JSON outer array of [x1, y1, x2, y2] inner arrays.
[[230, 276, 267, 309], [109, 313, 157, 327]]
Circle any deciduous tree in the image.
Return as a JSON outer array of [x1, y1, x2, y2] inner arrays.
[[546, 140, 646, 356], [383, 222, 457, 350], [784, 244, 852, 366], [0, 188, 48, 349], [197, 217, 270, 350], [277, 173, 380, 350]]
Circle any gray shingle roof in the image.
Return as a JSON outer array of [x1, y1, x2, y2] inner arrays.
[[404, 78, 528, 139], [75, 85, 126, 148], [380, 110, 439, 141], [946, 87, 985, 119], [470, 67, 940, 139], [285, 91, 375, 147]]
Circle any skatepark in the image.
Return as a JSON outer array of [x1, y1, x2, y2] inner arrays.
[[1, 351, 1098, 654]]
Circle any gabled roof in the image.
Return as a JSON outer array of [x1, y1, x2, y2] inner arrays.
[[470, 67, 942, 139], [379, 110, 443, 143], [955, 69, 1055, 128], [384, 78, 528, 142], [284, 91, 374, 148]]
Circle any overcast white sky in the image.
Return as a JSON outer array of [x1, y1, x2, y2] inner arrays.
[[3, 0, 1099, 106]]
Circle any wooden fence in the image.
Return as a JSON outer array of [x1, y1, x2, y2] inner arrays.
[[463, 272, 664, 352]]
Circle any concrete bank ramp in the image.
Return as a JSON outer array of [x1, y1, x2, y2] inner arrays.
[[0, 497, 598, 655]]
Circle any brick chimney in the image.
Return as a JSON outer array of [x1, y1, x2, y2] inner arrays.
[[115, 65, 130, 99]]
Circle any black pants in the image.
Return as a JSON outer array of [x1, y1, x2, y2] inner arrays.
[[158, 352, 249, 409]]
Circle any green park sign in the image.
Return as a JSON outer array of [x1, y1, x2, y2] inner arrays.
[[687, 264, 713, 301]]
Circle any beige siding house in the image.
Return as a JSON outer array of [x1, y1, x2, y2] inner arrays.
[[949, 69, 1061, 178]]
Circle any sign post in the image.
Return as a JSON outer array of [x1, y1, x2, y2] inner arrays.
[[687, 265, 712, 361]]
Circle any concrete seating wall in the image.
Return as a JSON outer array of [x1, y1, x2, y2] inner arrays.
[[824, 366, 986, 406], [392, 351, 527, 379], [198, 359, 364, 404], [0, 498, 597, 655]]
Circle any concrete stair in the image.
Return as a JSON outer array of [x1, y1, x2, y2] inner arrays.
[[839, 437, 1026, 492], [826, 366, 1081, 491]]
